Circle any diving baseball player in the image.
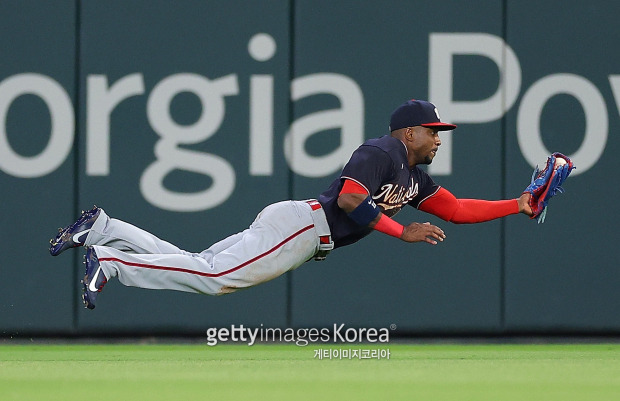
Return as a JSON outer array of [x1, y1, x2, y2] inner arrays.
[[49, 99, 574, 309]]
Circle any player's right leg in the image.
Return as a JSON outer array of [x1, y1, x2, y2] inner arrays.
[[49, 206, 101, 256], [50, 207, 187, 256], [85, 209, 186, 255]]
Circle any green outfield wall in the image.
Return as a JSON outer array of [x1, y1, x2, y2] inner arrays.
[[1, 0, 618, 336]]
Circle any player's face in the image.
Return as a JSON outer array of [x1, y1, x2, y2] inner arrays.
[[408, 126, 441, 165]]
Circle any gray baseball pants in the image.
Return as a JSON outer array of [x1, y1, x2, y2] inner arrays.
[[85, 200, 332, 295]]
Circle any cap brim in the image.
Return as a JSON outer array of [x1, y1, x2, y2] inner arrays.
[[421, 122, 457, 131]]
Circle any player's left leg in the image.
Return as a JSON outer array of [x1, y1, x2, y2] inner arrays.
[[82, 246, 107, 309]]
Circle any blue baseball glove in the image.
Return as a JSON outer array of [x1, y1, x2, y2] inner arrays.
[[523, 152, 575, 223]]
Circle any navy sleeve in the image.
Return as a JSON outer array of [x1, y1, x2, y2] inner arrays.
[[340, 145, 395, 195], [408, 167, 440, 208]]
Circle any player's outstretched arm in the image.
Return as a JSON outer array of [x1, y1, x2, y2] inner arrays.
[[419, 188, 532, 223]]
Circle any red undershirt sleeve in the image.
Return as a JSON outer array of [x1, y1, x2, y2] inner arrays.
[[418, 187, 519, 224], [340, 179, 404, 238], [340, 179, 369, 195]]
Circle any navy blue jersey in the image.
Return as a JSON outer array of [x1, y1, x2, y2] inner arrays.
[[319, 135, 440, 248]]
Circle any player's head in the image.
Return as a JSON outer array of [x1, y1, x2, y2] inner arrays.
[[389, 99, 456, 132], [389, 100, 456, 166]]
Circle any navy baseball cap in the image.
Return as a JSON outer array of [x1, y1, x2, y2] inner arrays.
[[389, 99, 457, 131]]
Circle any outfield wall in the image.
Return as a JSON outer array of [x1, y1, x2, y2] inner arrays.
[[1, 0, 618, 336]]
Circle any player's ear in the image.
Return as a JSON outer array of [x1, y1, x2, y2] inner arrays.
[[406, 127, 415, 141]]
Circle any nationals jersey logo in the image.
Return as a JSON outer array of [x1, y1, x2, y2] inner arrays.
[[372, 177, 419, 211]]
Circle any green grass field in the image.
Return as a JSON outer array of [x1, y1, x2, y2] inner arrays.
[[1, 343, 619, 401]]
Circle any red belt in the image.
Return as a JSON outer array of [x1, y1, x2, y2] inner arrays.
[[306, 200, 331, 245]]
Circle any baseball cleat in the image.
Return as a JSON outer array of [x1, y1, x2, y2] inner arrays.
[[49, 206, 101, 256], [81, 246, 107, 310]]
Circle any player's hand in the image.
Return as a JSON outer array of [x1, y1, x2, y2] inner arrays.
[[400, 222, 446, 244], [517, 193, 534, 216]]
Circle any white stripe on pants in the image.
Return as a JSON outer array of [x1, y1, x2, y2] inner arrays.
[[86, 201, 326, 295]]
